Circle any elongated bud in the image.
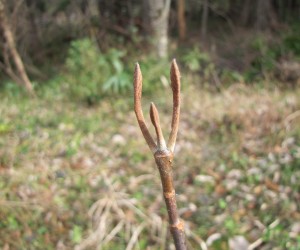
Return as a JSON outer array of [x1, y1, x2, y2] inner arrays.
[[168, 59, 181, 152], [170, 59, 180, 93], [134, 63, 142, 103], [133, 63, 157, 152], [150, 102, 166, 150]]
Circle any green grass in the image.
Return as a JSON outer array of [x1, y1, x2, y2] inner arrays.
[[0, 82, 299, 249]]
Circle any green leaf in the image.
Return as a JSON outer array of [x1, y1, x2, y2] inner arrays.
[[71, 225, 83, 244]]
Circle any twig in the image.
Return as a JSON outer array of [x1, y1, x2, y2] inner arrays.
[[133, 59, 187, 249], [284, 110, 300, 131], [248, 238, 263, 250], [103, 221, 125, 244], [126, 222, 146, 250]]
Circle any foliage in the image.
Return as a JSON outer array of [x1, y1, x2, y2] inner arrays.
[[64, 39, 131, 102], [136, 56, 170, 93], [181, 46, 222, 88], [283, 24, 300, 57], [0, 82, 26, 98], [1, 0, 300, 93], [64, 38, 172, 101], [182, 47, 211, 73], [284, 35, 300, 57], [242, 36, 277, 82]]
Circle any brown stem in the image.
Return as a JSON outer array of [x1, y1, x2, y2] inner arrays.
[[201, 0, 208, 40], [154, 150, 186, 250], [0, 0, 34, 95], [133, 61, 186, 249], [177, 0, 186, 41]]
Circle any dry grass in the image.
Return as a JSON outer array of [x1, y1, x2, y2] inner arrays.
[[0, 83, 299, 249]]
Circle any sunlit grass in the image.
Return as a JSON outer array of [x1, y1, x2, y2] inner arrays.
[[0, 82, 299, 249]]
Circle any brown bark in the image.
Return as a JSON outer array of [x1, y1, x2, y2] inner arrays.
[[177, 0, 186, 41], [25, 0, 41, 52], [154, 150, 186, 249], [256, 0, 278, 31], [241, 0, 251, 26], [201, 0, 208, 40], [143, 0, 171, 58], [0, 0, 34, 94]]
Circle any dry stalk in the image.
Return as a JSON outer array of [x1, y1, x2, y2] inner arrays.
[[133, 59, 187, 249]]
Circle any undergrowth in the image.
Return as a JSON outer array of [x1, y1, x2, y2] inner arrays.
[[0, 81, 299, 249]]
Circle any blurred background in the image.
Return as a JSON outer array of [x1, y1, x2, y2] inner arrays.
[[0, 0, 299, 249]]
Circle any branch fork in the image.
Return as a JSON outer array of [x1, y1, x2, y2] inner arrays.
[[133, 59, 186, 249]]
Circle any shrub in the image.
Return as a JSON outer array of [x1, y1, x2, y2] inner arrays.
[[284, 33, 300, 57], [136, 56, 170, 93], [182, 46, 212, 73], [64, 39, 131, 102]]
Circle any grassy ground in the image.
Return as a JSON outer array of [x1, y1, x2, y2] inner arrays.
[[0, 82, 299, 250]]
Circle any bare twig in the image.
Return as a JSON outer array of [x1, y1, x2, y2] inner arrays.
[[248, 238, 264, 250], [126, 223, 146, 250], [133, 60, 186, 250], [284, 110, 300, 131], [0, 0, 34, 94]]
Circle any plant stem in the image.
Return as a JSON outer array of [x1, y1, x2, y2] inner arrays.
[[133, 60, 186, 249], [154, 150, 187, 250]]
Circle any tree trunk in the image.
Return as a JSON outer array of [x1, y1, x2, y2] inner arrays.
[[0, 0, 34, 94], [25, 0, 41, 52], [177, 0, 186, 41], [201, 0, 208, 40], [144, 0, 171, 58], [241, 0, 251, 26], [256, 0, 278, 30]]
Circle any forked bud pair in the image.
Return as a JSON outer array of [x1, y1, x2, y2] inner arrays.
[[133, 59, 181, 153]]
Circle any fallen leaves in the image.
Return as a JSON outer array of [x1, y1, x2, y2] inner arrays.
[[0, 84, 299, 249]]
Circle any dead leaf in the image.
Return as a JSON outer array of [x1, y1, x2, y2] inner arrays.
[[265, 178, 279, 192], [229, 235, 249, 250]]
